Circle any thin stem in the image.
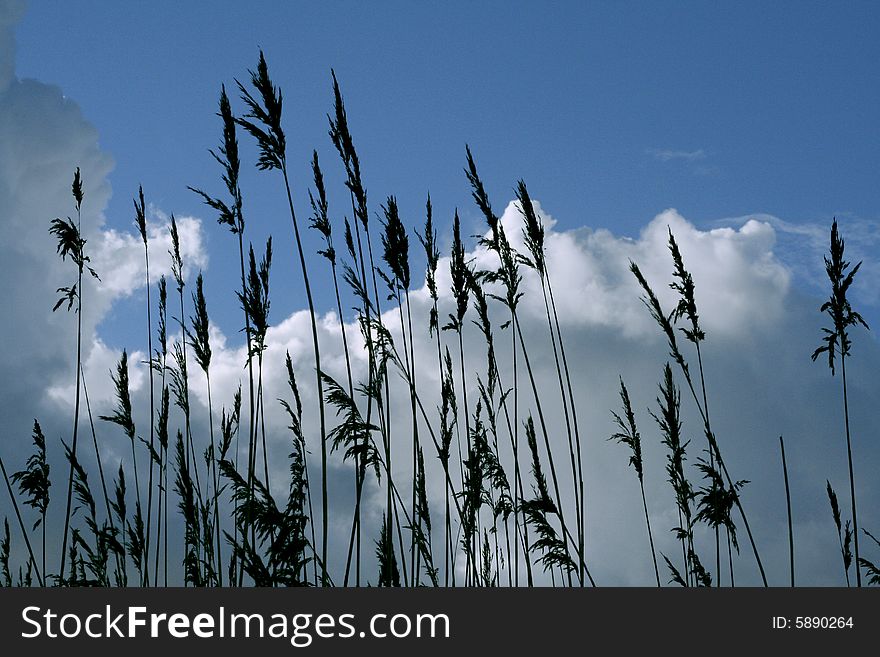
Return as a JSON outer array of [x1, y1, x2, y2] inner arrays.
[[539, 276, 581, 583], [235, 230, 257, 586], [545, 275, 585, 587], [841, 354, 861, 587], [206, 373, 222, 585], [676, 355, 768, 586], [640, 479, 661, 587], [81, 368, 123, 582], [779, 435, 794, 587], [514, 315, 574, 586], [693, 341, 719, 585], [59, 205, 84, 580], [143, 245, 155, 587], [0, 456, 44, 585], [404, 289, 421, 585], [280, 163, 328, 585]]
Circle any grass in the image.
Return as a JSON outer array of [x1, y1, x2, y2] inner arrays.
[[812, 219, 870, 587], [1, 54, 876, 589], [611, 378, 660, 587]]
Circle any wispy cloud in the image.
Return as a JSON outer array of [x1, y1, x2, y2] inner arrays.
[[647, 148, 706, 163]]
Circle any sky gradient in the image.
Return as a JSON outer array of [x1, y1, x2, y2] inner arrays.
[[15, 0, 880, 334]]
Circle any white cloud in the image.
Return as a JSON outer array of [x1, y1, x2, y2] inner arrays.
[[69, 198, 875, 586], [647, 148, 706, 162], [466, 201, 791, 340], [92, 213, 207, 299]]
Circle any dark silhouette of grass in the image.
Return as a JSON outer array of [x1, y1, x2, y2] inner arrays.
[[2, 56, 877, 591], [236, 51, 330, 584], [133, 186, 156, 588], [812, 219, 869, 587], [630, 256, 768, 587], [52, 168, 97, 582], [780, 436, 794, 587], [610, 378, 660, 587]]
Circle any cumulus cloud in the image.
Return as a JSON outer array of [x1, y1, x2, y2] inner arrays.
[[68, 196, 875, 586], [92, 213, 207, 299], [0, 0, 206, 569], [720, 213, 880, 313]]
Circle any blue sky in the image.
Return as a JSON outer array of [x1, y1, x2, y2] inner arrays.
[[15, 1, 880, 333], [18, 0, 880, 221], [3, 1, 880, 586]]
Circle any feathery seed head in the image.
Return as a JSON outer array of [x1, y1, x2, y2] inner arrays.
[[516, 180, 546, 277], [236, 50, 286, 171], [72, 167, 83, 211], [380, 195, 410, 291], [134, 185, 147, 245], [812, 218, 869, 375]]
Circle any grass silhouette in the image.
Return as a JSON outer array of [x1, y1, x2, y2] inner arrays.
[[0, 54, 876, 589]]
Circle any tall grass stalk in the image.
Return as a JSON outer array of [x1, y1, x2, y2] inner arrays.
[[186, 272, 223, 583], [328, 70, 408, 585], [133, 187, 155, 587], [812, 219, 869, 587], [465, 272, 534, 585], [279, 353, 318, 583], [99, 351, 145, 571], [241, 240, 276, 583], [237, 51, 329, 584], [188, 84, 257, 584], [610, 378, 660, 586], [630, 260, 767, 586], [470, 277, 514, 586], [443, 210, 474, 582], [438, 349, 457, 585], [53, 168, 97, 580], [465, 149, 576, 585], [80, 372, 123, 581], [780, 436, 794, 586], [517, 180, 585, 585], [173, 430, 201, 586], [151, 276, 169, 585], [365, 318, 471, 584], [651, 364, 712, 587], [379, 195, 422, 584], [0, 455, 44, 585], [826, 480, 853, 586], [463, 153, 530, 584], [327, 75, 373, 584], [309, 154, 356, 575], [169, 217, 201, 496], [417, 194, 452, 583], [11, 421, 50, 579], [155, 384, 170, 585], [338, 226, 375, 586]]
